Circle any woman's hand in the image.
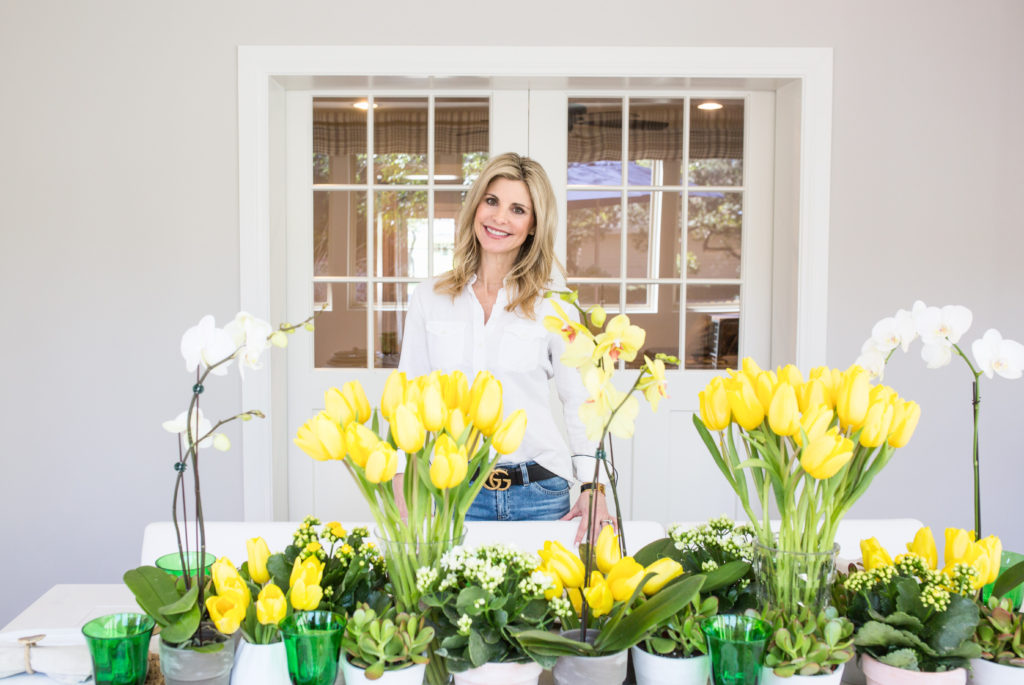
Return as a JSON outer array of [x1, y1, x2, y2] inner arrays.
[[561, 489, 615, 545]]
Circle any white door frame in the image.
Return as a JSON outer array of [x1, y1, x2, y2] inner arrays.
[[237, 45, 834, 521]]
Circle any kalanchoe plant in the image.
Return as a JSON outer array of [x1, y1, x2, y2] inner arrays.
[[974, 595, 1024, 667], [760, 606, 855, 676], [843, 553, 981, 672], [639, 595, 718, 658], [663, 517, 757, 611], [342, 603, 434, 678]]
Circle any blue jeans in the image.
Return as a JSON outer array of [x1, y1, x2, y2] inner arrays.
[[465, 463, 570, 521]]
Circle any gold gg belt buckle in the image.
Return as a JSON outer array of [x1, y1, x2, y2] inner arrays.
[[483, 467, 512, 491]]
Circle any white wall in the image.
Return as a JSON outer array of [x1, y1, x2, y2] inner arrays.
[[1, 0, 1022, 625]]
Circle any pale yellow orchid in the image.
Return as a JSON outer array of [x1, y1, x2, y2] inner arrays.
[[593, 314, 645, 363], [636, 355, 668, 411]]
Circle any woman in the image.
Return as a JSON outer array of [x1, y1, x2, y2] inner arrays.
[[398, 152, 612, 544]]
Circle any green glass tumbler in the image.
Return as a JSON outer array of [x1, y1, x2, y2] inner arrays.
[[155, 551, 216, 577], [280, 610, 346, 685], [81, 612, 155, 685], [701, 614, 771, 685], [982, 550, 1024, 610]]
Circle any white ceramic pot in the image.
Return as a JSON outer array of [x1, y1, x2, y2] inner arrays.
[[760, 662, 846, 685], [861, 654, 966, 685], [552, 629, 627, 685], [159, 637, 235, 685], [969, 658, 1024, 685], [229, 639, 289, 685], [339, 655, 427, 685], [453, 661, 543, 685], [630, 646, 709, 685]]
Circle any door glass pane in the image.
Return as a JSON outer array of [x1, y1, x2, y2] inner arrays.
[[685, 284, 740, 370], [625, 191, 655, 279], [688, 98, 744, 186], [568, 98, 622, 185], [376, 191, 428, 280], [435, 98, 489, 186], [374, 98, 429, 184], [375, 283, 410, 369], [314, 191, 367, 279], [572, 283, 620, 313], [567, 191, 622, 278], [686, 191, 742, 279], [315, 283, 368, 368], [628, 99, 684, 173], [434, 191, 466, 275], [625, 284, 680, 369], [312, 97, 368, 184]]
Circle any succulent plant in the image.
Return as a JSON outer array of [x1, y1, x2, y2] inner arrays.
[[762, 606, 855, 677], [641, 595, 719, 658], [975, 595, 1024, 667], [341, 603, 435, 679]]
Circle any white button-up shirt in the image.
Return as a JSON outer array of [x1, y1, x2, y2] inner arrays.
[[398, 275, 596, 483]]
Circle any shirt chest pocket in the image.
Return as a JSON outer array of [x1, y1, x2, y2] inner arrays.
[[498, 324, 547, 373], [426, 321, 467, 370]]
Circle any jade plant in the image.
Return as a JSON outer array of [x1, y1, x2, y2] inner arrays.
[[639, 595, 718, 658], [761, 606, 855, 676], [975, 595, 1024, 667], [341, 603, 434, 678]]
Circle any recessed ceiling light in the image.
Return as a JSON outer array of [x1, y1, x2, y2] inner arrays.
[[697, 102, 724, 111], [353, 101, 378, 110]]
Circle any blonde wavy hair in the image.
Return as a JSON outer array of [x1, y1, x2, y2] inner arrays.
[[434, 152, 563, 318]]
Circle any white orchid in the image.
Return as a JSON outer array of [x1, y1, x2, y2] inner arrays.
[[854, 339, 888, 380], [914, 303, 973, 345], [920, 339, 954, 369], [224, 312, 273, 377], [163, 408, 214, 449], [972, 329, 1024, 380], [870, 310, 917, 354], [180, 315, 236, 376]]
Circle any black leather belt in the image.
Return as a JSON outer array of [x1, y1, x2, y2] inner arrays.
[[478, 462, 559, 491]]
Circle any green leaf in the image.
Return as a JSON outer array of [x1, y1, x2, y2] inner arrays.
[[159, 583, 199, 617], [701, 561, 751, 593], [881, 611, 924, 633], [596, 574, 705, 653], [994, 560, 1024, 599], [514, 629, 594, 657], [467, 631, 491, 666], [879, 648, 920, 670], [927, 594, 980, 656], [457, 587, 488, 616], [854, 621, 934, 656], [122, 566, 186, 626], [633, 538, 680, 567], [159, 603, 201, 644]]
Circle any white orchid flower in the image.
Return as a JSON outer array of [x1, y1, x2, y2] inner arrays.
[[855, 339, 888, 380], [892, 308, 918, 352], [972, 329, 1024, 380], [921, 340, 953, 369], [162, 408, 214, 449], [212, 433, 231, 451], [180, 315, 235, 376], [916, 304, 973, 345], [225, 312, 273, 377]]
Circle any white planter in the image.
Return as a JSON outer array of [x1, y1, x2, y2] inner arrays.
[[760, 662, 846, 685], [339, 655, 427, 685], [969, 658, 1024, 685], [552, 629, 627, 685], [453, 661, 543, 685], [630, 646, 709, 685], [861, 654, 966, 685], [230, 639, 289, 685]]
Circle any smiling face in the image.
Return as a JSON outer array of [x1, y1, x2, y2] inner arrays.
[[472, 177, 535, 261]]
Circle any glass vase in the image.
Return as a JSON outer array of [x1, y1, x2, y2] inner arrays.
[[752, 540, 838, 614]]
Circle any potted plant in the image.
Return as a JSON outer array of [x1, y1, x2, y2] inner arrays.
[[842, 542, 985, 684], [971, 595, 1024, 684], [629, 593, 718, 685], [417, 543, 564, 685], [339, 603, 434, 684], [124, 311, 311, 685], [759, 606, 855, 684]]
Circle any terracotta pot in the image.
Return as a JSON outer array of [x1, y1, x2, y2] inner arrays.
[[453, 661, 543, 685], [969, 658, 1024, 685], [630, 646, 709, 685], [760, 662, 846, 685], [861, 654, 966, 685]]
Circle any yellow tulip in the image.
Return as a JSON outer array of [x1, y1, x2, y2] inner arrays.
[[726, 375, 765, 430], [699, 377, 731, 431], [469, 374, 503, 436], [365, 442, 399, 483], [567, 587, 583, 616], [341, 380, 372, 424], [887, 400, 921, 448], [206, 594, 245, 635], [430, 434, 468, 489], [945, 528, 975, 569], [860, 537, 893, 570], [420, 380, 448, 432], [796, 405, 833, 446], [392, 403, 426, 454], [859, 400, 894, 448], [800, 428, 853, 479], [869, 384, 897, 405], [289, 556, 324, 588], [344, 422, 380, 468], [289, 576, 323, 611], [740, 357, 764, 383], [294, 412, 346, 461], [217, 575, 251, 610], [777, 363, 804, 388], [324, 387, 356, 427], [605, 557, 646, 602], [492, 409, 527, 455], [752, 370, 778, 413], [643, 558, 684, 596], [976, 536, 1003, 586], [539, 565, 563, 600], [255, 583, 287, 625], [798, 379, 829, 414], [246, 537, 271, 584], [440, 371, 467, 412], [907, 527, 938, 570], [836, 366, 870, 431], [594, 314, 645, 363], [595, 524, 621, 574], [958, 542, 995, 591], [809, 366, 842, 407], [446, 407, 468, 440], [768, 382, 801, 436], [538, 541, 585, 589], [211, 556, 239, 594], [584, 579, 615, 617], [380, 370, 407, 421]]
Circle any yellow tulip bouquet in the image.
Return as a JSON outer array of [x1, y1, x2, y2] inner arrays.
[[693, 358, 921, 613]]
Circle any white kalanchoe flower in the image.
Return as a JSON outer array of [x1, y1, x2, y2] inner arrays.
[[162, 408, 214, 449], [180, 315, 236, 376], [972, 329, 1024, 380], [456, 614, 473, 636]]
